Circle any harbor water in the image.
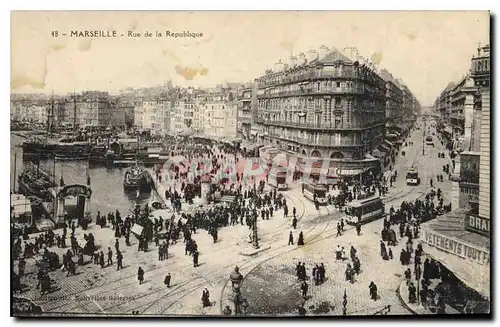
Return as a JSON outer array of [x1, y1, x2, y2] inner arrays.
[[11, 133, 154, 217]]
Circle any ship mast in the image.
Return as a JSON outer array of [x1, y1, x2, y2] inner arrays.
[[73, 89, 77, 133], [12, 151, 17, 192], [47, 92, 55, 133]]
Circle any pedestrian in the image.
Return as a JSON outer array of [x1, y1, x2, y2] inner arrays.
[[300, 281, 308, 300], [115, 238, 120, 252], [138, 266, 145, 284], [107, 247, 113, 266], [297, 232, 304, 246], [296, 261, 302, 280], [336, 222, 342, 237], [164, 273, 171, 287], [319, 263, 325, 283], [202, 288, 211, 307], [99, 251, 105, 268], [288, 231, 294, 245], [292, 217, 297, 229], [116, 250, 123, 270], [193, 250, 199, 267], [356, 222, 361, 236], [369, 281, 378, 301]]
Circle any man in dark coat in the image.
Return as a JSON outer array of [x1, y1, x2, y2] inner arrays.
[[164, 273, 171, 288], [288, 231, 294, 245], [292, 217, 297, 229], [300, 281, 308, 300], [193, 250, 199, 267], [107, 247, 113, 266], [116, 250, 123, 270], [138, 267, 145, 284]]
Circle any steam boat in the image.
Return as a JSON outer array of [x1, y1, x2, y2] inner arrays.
[[123, 163, 153, 193]]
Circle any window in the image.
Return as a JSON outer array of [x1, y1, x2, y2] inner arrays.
[[337, 82, 341, 88]]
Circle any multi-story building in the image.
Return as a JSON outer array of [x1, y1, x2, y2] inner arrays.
[[237, 85, 254, 140], [170, 95, 195, 135], [472, 44, 490, 221], [379, 69, 403, 128], [420, 44, 490, 306], [116, 98, 136, 128], [77, 91, 112, 128], [203, 91, 238, 139], [193, 92, 206, 135], [140, 99, 158, 132], [134, 101, 144, 129], [254, 46, 387, 178]]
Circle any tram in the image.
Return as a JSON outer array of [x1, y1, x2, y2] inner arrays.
[[268, 170, 288, 190], [303, 181, 328, 205], [406, 167, 421, 186], [344, 195, 385, 225]]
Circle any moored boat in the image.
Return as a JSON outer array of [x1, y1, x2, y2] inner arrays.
[[54, 138, 90, 161], [123, 163, 153, 193]]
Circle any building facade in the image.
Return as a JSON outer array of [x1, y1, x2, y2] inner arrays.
[[237, 85, 253, 140], [202, 91, 238, 139], [76, 91, 112, 128], [254, 46, 387, 177], [379, 69, 403, 128]]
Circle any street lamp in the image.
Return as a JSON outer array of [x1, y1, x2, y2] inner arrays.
[[252, 215, 260, 249], [229, 266, 247, 316], [422, 123, 426, 156], [342, 289, 348, 315]]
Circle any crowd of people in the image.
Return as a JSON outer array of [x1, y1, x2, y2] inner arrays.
[[12, 120, 463, 315]]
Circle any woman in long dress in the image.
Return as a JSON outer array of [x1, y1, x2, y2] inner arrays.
[[297, 232, 304, 246]]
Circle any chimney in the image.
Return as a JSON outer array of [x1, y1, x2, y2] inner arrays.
[[298, 53, 306, 65], [318, 45, 329, 59], [307, 49, 318, 62], [290, 55, 298, 68]]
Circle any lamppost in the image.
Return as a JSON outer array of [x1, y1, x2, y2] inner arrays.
[[252, 215, 259, 249], [422, 121, 426, 156], [229, 266, 249, 315], [342, 289, 348, 316]]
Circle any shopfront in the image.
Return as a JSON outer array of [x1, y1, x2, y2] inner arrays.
[[420, 210, 490, 313]]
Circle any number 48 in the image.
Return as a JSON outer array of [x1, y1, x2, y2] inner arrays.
[[51, 31, 59, 37]]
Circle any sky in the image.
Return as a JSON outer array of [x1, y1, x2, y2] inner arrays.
[[11, 11, 489, 106]]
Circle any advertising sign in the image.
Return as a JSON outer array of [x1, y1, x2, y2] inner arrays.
[[465, 214, 490, 237], [422, 228, 489, 266]]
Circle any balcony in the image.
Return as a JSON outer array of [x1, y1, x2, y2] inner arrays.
[[268, 134, 370, 149], [256, 119, 386, 131], [258, 87, 366, 99], [257, 69, 372, 88]]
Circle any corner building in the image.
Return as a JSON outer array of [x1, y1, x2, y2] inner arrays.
[[254, 46, 386, 178]]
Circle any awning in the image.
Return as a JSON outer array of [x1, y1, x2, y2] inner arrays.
[[422, 240, 490, 298], [384, 139, 394, 148], [420, 211, 490, 298], [337, 168, 365, 176], [372, 149, 386, 158], [251, 131, 258, 136], [379, 144, 390, 152]]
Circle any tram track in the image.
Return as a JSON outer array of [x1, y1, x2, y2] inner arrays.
[[43, 188, 321, 314]]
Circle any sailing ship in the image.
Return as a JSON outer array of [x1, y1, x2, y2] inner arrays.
[[17, 162, 56, 201], [123, 162, 153, 193], [54, 137, 90, 161]]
